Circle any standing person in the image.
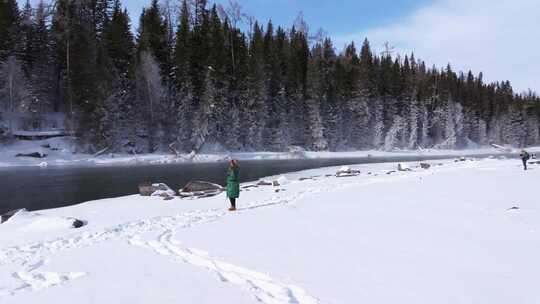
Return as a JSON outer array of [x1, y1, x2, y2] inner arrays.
[[520, 150, 530, 171], [226, 159, 240, 211]]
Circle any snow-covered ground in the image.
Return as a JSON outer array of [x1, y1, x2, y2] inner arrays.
[[1, 157, 539, 303], [1, 137, 538, 167]]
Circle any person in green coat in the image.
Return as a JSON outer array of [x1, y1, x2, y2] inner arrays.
[[226, 159, 240, 211]]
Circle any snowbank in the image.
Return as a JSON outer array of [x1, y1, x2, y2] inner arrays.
[[1, 158, 540, 303]]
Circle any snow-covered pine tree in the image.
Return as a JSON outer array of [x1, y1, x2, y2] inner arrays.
[[384, 115, 405, 151], [525, 108, 539, 146], [304, 40, 328, 151], [0, 0, 20, 62], [26, 0, 54, 122], [100, 0, 136, 152], [0, 56, 31, 132], [137, 51, 164, 152], [171, 0, 193, 152], [284, 26, 309, 148], [317, 38, 341, 151], [202, 5, 229, 151], [242, 22, 266, 150], [407, 99, 420, 149], [306, 99, 328, 151], [223, 21, 248, 151]]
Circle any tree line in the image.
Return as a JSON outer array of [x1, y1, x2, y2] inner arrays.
[[1, 0, 539, 153]]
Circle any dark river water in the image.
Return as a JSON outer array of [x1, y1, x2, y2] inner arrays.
[[0, 154, 514, 214]]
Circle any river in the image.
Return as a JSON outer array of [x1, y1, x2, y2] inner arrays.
[[0, 154, 513, 214]]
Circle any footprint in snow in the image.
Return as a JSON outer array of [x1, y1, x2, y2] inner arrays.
[[131, 231, 320, 304], [12, 270, 87, 293]]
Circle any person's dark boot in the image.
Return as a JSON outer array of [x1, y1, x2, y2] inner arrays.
[[229, 200, 236, 211]]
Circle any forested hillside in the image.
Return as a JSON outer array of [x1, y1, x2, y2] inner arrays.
[[1, 0, 539, 153]]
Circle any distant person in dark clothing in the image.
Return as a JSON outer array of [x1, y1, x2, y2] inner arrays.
[[520, 150, 530, 170]]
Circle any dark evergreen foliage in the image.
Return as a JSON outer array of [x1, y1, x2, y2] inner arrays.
[[1, 0, 539, 153]]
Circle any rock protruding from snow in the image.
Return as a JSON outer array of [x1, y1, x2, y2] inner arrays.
[[273, 176, 290, 187], [257, 180, 273, 186], [150, 184, 176, 199], [151, 188, 175, 198], [70, 218, 87, 229], [179, 181, 223, 199], [398, 163, 412, 172], [336, 166, 361, 177], [420, 163, 431, 169], [138, 182, 154, 196], [1, 209, 87, 231], [139, 182, 176, 198], [339, 166, 350, 172]]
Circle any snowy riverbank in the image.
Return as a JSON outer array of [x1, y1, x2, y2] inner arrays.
[[0, 137, 537, 168], [1, 157, 539, 303]]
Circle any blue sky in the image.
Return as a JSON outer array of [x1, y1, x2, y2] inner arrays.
[[19, 0, 540, 92], [22, 0, 430, 46], [123, 0, 430, 46]]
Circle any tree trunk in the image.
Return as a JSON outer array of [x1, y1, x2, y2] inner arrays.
[[8, 73, 13, 132], [146, 79, 154, 122]]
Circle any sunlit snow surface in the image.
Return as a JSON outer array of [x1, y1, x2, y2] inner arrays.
[[1, 158, 539, 303]]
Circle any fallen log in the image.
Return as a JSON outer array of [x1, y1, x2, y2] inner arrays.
[[92, 146, 110, 158], [15, 152, 47, 158]]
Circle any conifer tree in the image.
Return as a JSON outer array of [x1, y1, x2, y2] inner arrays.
[[242, 22, 266, 150], [1, 2, 539, 152], [173, 0, 191, 89], [0, 0, 20, 61], [104, 1, 134, 77], [137, 0, 170, 80]]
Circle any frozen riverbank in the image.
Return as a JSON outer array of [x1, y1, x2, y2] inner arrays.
[[1, 157, 539, 303], [0, 137, 536, 168]]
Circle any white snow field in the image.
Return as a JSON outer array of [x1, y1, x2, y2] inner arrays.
[[1, 158, 539, 303]]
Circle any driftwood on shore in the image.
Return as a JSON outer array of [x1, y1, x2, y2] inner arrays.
[[92, 147, 110, 158], [15, 152, 47, 158]]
